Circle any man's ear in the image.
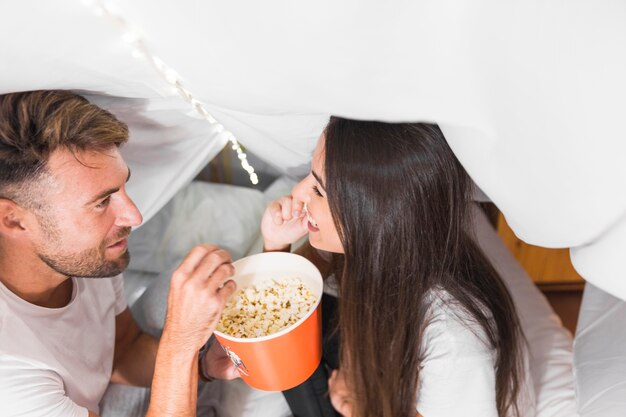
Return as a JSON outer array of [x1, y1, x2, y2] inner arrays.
[[0, 198, 30, 237]]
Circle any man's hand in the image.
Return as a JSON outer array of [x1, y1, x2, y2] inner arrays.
[[261, 196, 308, 251], [202, 340, 240, 380], [146, 244, 237, 417], [163, 244, 237, 352], [328, 369, 354, 417]]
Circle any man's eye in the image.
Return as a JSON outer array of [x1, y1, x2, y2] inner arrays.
[[96, 196, 111, 209], [312, 185, 323, 197]]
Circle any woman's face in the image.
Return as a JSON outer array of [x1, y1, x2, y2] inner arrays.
[[292, 134, 344, 253]]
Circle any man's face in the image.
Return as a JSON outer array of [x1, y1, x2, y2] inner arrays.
[[30, 147, 142, 278]]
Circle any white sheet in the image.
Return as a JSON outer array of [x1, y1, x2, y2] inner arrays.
[[574, 284, 626, 417]]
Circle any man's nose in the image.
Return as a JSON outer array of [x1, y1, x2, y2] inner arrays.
[[115, 192, 143, 228]]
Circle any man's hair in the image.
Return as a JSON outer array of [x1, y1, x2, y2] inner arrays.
[[0, 90, 128, 207]]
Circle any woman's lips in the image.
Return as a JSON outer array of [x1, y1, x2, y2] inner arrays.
[[304, 204, 319, 232]]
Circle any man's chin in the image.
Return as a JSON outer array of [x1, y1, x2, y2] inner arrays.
[[39, 249, 131, 278], [75, 252, 130, 278], [98, 251, 130, 277]]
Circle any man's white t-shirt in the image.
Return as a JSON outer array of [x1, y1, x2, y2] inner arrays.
[[0, 275, 127, 417], [416, 290, 536, 417]]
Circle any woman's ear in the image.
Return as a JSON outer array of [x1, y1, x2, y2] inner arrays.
[[0, 198, 29, 237]]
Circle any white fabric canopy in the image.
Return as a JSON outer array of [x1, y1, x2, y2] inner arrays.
[[2, 1, 626, 296]]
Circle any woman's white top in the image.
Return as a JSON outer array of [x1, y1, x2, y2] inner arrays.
[[416, 290, 536, 417]]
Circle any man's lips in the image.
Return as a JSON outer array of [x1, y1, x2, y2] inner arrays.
[[107, 238, 128, 250], [107, 227, 132, 248]]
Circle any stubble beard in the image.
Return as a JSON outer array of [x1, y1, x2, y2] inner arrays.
[[36, 217, 132, 278], [39, 247, 130, 278]]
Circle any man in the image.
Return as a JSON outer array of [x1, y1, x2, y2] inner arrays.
[[0, 90, 238, 417]]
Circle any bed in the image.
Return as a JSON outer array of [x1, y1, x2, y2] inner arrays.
[[574, 284, 626, 417], [99, 178, 578, 417]]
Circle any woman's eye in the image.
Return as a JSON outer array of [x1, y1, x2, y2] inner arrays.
[[96, 196, 111, 209], [312, 185, 323, 197]]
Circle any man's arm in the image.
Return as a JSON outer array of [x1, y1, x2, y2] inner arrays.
[[145, 245, 236, 417], [111, 308, 159, 387]]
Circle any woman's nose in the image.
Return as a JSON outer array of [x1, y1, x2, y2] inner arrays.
[[291, 177, 311, 205]]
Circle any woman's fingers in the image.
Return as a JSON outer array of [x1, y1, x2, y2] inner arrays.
[[267, 199, 287, 225], [328, 369, 337, 386], [269, 196, 302, 224], [291, 198, 304, 218], [279, 196, 293, 221], [265, 200, 281, 225], [328, 369, 353, 416], [262, 196, 309, 250]]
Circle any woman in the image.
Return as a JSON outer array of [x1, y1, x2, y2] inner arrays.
[[262, 118, 534, 417]]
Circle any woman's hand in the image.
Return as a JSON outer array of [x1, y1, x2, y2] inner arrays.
[[328, 369, 354, 417], [202, 340, 240, 380], [261, 196, 308, 251]]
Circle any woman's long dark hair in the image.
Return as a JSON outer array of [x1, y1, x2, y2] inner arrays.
[[324, 118, 524, 417]]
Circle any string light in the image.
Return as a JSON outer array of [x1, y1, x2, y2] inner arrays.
[[83, 0, 259, 185]]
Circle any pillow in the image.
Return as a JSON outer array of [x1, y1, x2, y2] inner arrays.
[[128, 181, 265, 274]]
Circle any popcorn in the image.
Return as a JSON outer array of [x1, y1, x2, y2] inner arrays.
[[217, 277, 316, 338]]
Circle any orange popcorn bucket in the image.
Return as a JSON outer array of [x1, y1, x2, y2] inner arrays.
[[213, 252, 324, 391]]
